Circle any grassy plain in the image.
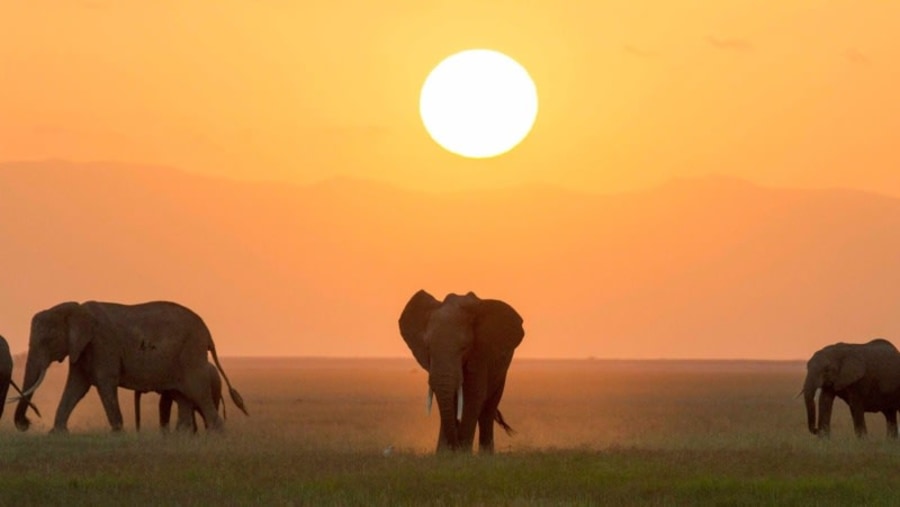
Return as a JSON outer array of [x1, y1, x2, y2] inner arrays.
[[3, 358, 900, 505]]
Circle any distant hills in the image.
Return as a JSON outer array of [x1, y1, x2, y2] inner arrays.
[[2, 160, 899, 360]]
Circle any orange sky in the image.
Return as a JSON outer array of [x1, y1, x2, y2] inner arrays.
[[3, 1, 899, 195], [3, 2, 900, 361]]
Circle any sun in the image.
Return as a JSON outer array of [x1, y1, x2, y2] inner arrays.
[[419, 49, 539, 159]]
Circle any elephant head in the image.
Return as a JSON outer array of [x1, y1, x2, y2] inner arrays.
[[14, 302, 90, 430], [399, 289, 524, 452]]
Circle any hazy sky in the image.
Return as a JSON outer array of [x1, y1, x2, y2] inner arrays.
[[3, 1, 899, 194]]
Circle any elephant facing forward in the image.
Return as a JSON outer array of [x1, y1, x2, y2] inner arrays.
[[399, 290, 524, 453], [134, 361, 225, 433], [14, 301, 248, 433], [802, 338, 900, 438]]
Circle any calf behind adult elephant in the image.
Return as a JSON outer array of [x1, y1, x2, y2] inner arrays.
[[134, 361, 225, 433], [802, 338, 900, 438], [14, 301, 247, 433]]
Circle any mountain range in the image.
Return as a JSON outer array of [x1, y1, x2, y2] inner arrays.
[[2, 160, 899, 360]]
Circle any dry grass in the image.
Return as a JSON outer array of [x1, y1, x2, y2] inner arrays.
[[2, 358, 899, 505]]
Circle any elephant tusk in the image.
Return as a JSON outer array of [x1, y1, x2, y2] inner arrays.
[[457, 385, 463, 422], [6, 380, 40, 417], [426, 387, 433, 416], [18, 367, 47, 398]]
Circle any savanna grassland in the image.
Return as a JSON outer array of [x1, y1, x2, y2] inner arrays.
[[3, 358, 900, 506]]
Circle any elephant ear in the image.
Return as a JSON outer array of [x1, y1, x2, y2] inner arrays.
[[834, 353, 866, 391], [398, 290, 440, 370], [472, 298, 525, 355], [68, 304, 96, 365]]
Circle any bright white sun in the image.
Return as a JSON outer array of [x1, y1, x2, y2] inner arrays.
[[419, 49, 539, 159]]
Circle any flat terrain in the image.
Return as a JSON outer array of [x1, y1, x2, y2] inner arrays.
[[2, 358, 900, 505]]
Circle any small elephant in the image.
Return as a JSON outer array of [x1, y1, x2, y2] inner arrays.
[[134, 362, 224, 433], [802, 338, 900, 438], [14, 301, 248, 433], [399, 290, 524, 453], [0, 335, 41, 421]]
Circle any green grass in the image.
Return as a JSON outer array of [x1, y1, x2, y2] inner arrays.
[[4, 435, 900, 506], [3, 359, 900, 505]]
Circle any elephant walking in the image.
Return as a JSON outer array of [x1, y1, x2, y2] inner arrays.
[[0, 335, 40, 421], [802, 338, 900, 438], [134, 361, 225, 433], [399, 290, 524, 453], [14, 301, 248, 433]]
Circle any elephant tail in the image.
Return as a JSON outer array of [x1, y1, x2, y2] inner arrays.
[[209, 341, 249, 417], [495, 409, 516, 436]]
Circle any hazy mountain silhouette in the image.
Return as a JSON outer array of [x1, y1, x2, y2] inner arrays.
[[2, 160, 899, 360]]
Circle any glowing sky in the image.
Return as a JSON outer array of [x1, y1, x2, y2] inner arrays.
[[2, 1, 899, 195]]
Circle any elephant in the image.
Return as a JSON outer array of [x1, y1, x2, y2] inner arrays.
[[133, 361, 224, 433], [1, 335, 41, 421], [802, 338, 900, 438], [13, 300, 248, 433], [399, 289, 524, 453]]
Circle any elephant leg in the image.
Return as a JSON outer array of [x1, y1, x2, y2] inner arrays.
[[477, 412, 495, 453], [850, 403, 867, 438], [195, 399, 222, 431], [173, 395, 195, 433], [52, 369, 92, 433], [159, 392, 173, 432], [0, 375, 10, 421], [477, 381, 506, 453], [457, 415, 479, 451], [194, 406, 209, 430], [883, 410, 898, 439], [457, 394, 483, 452], [180, 380, 222, 432], [95, 381, 124, 432]]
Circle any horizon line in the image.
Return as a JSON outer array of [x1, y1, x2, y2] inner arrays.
[[3, 156, 893, 201], [208, 355, 808, 362]]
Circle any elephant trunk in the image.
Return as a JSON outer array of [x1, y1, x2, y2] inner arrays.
[[802, 374, 821, 436], [804, 388, 818, 435], [436, 390, 460, 451], [15, 358, 47, 432], [431, 374, 462, 452]]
